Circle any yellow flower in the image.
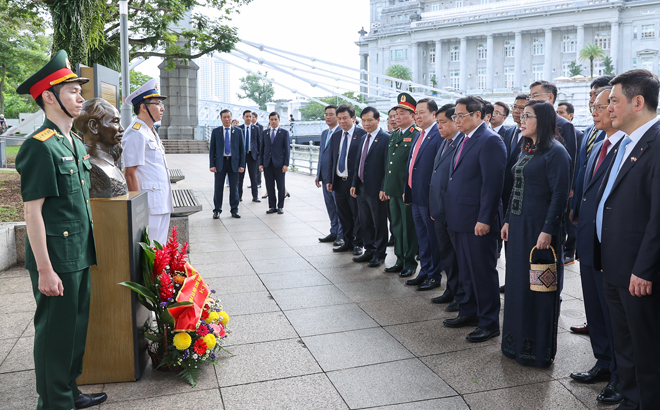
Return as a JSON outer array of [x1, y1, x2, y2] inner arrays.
[[218, 311, 229, 326], [173, 332, 192, 350], [205, 311, 219, 324], [203, 333, 217, 350]]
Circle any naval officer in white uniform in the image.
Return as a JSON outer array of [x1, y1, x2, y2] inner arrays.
[[122, 79, 173, 245]]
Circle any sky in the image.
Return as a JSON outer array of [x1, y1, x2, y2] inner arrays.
[[136, 0, 371, 105]]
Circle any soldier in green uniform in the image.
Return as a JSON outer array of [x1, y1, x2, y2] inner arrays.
[[15, 50, 107, 410], [382, 93, 420, 277]]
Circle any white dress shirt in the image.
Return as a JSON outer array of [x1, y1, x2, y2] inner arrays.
[[605, 130, 626, 155], [616, 117, 658, 173], [336, 125, 355, 178]]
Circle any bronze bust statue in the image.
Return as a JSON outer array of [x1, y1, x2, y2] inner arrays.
[[74, 98, 128, 198]]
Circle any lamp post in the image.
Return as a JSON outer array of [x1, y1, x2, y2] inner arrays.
[[119, 0, 131, 128]]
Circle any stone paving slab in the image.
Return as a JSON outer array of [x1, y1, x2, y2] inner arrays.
[[0, 154, 603, 409]]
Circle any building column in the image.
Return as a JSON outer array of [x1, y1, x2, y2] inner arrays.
[[411, 42, 419, 84], [486, 34, 494, 90], [435, 40, 442, 90], [459, 37, 467, 91], [360, 53, 369, 96], [576, 24, 585, 60], [611, 20, 620, 73], [514, 31, 522, 89], [544, 28, 553, 80]]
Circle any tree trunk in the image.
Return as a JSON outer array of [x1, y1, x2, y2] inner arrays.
[[0, 64, 5, 115], [590, 57, 594, 79]]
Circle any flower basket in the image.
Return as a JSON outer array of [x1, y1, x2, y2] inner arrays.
[[120, 227, 230, 386]]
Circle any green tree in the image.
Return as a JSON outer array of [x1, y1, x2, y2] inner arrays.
[[579, 44, 606, 79], [16, 0, 252, 69], [236, 71, 275, 110], [130, 71, 153, 93], [299, 92, 367, 121], [602, 56, 615, 76], [430, 74, 438, 89], [568, 61, 583, 77], [385, 64, 412, 90]]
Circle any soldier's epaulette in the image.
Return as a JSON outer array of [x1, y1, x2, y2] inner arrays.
[[72, 131, 82, 141], [32, 128, 55, 142], [133, 122, 141, 130], [414, 126, 422, 131]]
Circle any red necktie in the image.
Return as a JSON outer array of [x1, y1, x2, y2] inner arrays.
[[408, 130, 425, 188], [592, 138, 612, 177], [454, 136, 469, 169]]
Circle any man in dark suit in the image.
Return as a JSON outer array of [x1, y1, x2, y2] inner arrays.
[[350, 107, 390, 267], [429, 104, 465, 311], [316, 105, 343, 246], [209, 109, 245, 219], [252, 112, 264, 188], [239, 110, 261, 203], [259, 112, 290, 214], [404, 98, 445, 291], [569, 86, 624, 405], [490, 101, 510, 139], [327, 104, 367, 255], [443, 96, 506, 343], [594, 69, 660, 410], [482, 100, 493, 127]]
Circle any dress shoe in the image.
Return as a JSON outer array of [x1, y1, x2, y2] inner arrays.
[[443, 315, 479, 328], [262, 194, 268, 199], [570, 365, 611, 384], [266, 208, 278, 214], [399, 268, 416, 278], [597, 381, 623, 404], [277, 208, 284, 214], [319, 234, 337, 243], [387, 236, 395, 247], [417, 278, 442, 291], [333, 243, 352, 252], [466, 327, 500, 343], [499, 285, 505, 294], [247, 185, 252, 188], [75, 393, 108, 409], [384, 264, 403, 273], [258, 184, 262, 188], [252, 198, 261, 203], [405, 275, 427, 286], [213, 211, 220, 219], [368, 257, 385, 267], [333, 238, 345, 247], [353, 246, 364, 255], [431, 292, 454, 304], [564, 255, 575, 265], [231, 212, 241, 218], [570, 323, 589, 334], [285, 192, 291, 198], [353, 252, 373, 263], [445, 300, 460, 312], [240, 198, 243, 202]]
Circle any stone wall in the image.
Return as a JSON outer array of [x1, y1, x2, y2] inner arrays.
[[158, 58, 200, 140]]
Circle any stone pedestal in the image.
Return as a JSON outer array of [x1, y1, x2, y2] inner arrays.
[[158, 58, 199, 140]]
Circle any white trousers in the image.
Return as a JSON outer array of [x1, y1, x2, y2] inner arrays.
[[149, 213, 171, 246]]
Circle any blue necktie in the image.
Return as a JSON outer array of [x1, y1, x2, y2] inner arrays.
[[245, 127, 250, 152], [338, 131, 349, 173], [224, 128, 231, 156], [327, 128, 333, 146], [271, 129, 276, 144], [596, 136, 632, 241]]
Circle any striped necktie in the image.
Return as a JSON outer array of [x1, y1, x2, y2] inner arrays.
[[585, 127, 599, 156]]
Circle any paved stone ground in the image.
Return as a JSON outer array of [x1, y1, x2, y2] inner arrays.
[[0, 154, 611, 409]]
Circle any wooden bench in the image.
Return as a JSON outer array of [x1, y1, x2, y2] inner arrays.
[[171, 189, 202, 217], [169, 168, 185, 183]]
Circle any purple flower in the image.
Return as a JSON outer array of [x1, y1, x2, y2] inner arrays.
[[182, 350, 189, 360], [159, 302, 168, 308], [209, 353, 216, 360], [167, 297, 174, 302]]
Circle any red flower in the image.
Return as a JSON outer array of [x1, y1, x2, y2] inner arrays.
[[201, 305, 210, 321], [158, 273, 174, 302], [152, 248, 170, 281], [193, 338, 207, 355], [197, 324, 209, 337]]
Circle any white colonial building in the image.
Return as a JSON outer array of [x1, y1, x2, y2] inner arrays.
[[357, 0, 660, 98]]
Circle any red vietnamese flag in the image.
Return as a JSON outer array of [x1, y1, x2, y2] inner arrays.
[[168, 263, 211, 332]]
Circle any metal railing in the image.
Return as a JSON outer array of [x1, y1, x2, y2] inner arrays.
[[289, 140, 319, 175]]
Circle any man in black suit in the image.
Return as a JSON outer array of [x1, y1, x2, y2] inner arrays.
[[209, 109, 245, 219], [327, 104, 367, 255], [252, 112, 264, 188], [239, 110, 261, 203], [429, 104, 465, 312], [350, 107, 390, 267], [594, 69, 660, 409], [490, 101, 510, 139], [317, 105, 343, 246], [259, 112, 290, 214], [482, 100, 493, 127]]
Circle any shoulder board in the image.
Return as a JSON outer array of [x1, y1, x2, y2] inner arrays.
[[32, 129, 55, 142], [414, 126, 422, 131], [72, 131, 82, 141], [132, 122, 141, 130]]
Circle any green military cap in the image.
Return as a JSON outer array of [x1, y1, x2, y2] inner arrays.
[[396, 93, 417, 112], [16, 50, 89, 100]]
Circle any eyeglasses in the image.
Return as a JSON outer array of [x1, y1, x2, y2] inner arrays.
[[590, 104, 608, 113], [510, 104, 526, 111], [145, 101, 164, 107], [527, 93, 551, 100], [492, 111, 506, 117], [520, 114, 537, 122], [451, 112, 474, 121]]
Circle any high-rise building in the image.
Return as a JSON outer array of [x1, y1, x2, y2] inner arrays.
[[196, 54, 231, 102]]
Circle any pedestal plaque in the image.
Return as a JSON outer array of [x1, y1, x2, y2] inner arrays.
[[78, 191, 149, 384]]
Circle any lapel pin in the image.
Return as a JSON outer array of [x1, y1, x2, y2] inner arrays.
[[631, 157, 637, 162]]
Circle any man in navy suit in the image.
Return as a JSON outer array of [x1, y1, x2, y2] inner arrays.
[[350, 107, 390, 267], [239, 110, 262, 203], [490, 101, 510, 139], [327, 104, 367, 255], [429, 104, 465, 311], [259, 112, 290, 214], [569, 86, 624, 405], [404, 98, 445, 291], [443, 96, 506, 343], [316, 105, 343, 245], [594, 70, 660, 410], [209, 109, 245, 219], [252, 112, 264, 187]]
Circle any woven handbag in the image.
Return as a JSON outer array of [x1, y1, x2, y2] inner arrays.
[[529, 245, 558, 292]]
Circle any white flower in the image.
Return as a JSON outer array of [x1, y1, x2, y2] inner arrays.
[[193, 354, 198, 359]]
